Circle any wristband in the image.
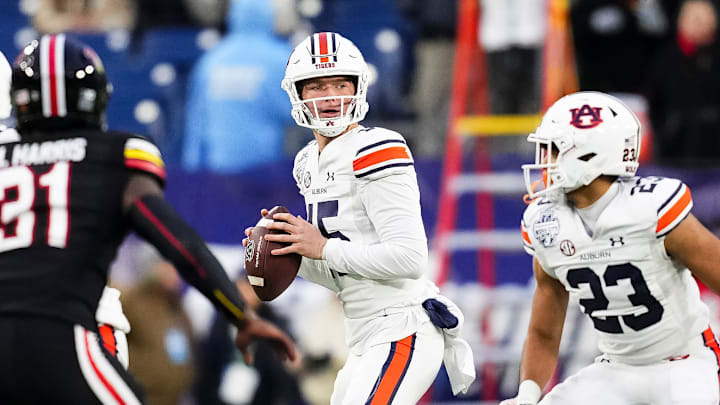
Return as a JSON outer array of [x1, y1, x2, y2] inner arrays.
[[516, 379, 542, 405]]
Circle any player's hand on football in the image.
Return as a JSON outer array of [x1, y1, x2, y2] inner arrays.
[[265, 213, 327, 260], [234, 310, 297, 364], [242, 209, 270, 247]]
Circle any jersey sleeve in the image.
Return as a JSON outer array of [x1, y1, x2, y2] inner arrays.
[[322, 172, 428, 280], [521, 218, 534, 255], [520, 199, 548, 256], [520, 201, 560, 279], [292, 141, 314, 192], [297, 257, 340, 292], [352, 130, 414, 181], [653, 178, 693, 238], [123, 136, 166, 185]]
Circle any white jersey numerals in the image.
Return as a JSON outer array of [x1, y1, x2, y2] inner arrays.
[[0, 162, 70, 252]]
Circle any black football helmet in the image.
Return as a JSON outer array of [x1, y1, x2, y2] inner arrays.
[[11, 33, 112, 131]]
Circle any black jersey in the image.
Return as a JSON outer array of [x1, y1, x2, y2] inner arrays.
[[0, 128, 165, 330]]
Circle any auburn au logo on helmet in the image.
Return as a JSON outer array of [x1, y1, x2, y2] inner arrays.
[[569, 105, 603, 129]]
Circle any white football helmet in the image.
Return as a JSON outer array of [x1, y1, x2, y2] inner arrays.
[[0, 50, 11, 120], [522, 91, 641, 200], [281, 32, 370, 137]]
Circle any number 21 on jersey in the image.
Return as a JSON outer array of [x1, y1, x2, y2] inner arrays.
[[0, 162, 70, 252]]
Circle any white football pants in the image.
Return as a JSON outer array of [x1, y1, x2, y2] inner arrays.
[[331, 320, 444, 405], [540, 328, 720, 405]]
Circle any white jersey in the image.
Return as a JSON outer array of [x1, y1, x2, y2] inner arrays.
[[521, 176, 709, 365], [292, 125, 439, 353]]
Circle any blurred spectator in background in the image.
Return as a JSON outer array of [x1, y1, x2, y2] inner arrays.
[[133, 0, 228, 39], [270, 0, 301, 38], [481, 0, 545, 116], [571, 0, 671, 93], [194, 276, 305, 405], [182, 0, 230, 28], [396, 0, 457, 157], [33, 0, 135, 33], [122, 257, 196, 405], [182, 0, 293, 174], [292, 290, 347, 405], [478, 0, 545, 155], [645, 0, 720, 166]]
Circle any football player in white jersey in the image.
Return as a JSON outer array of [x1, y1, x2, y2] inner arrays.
[[243, 32, 475, 404], [501, 91, 720, 405]]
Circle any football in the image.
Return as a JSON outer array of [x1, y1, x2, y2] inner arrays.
[[244, 206, 301, 301]]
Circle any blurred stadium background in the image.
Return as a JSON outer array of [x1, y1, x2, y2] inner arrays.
[[4, 0, 720, 404]]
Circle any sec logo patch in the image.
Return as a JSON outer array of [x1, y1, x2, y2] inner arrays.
[[560, 240, 575, 256]]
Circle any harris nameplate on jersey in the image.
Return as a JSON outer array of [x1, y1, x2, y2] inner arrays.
[[0, 137, 87, 167]]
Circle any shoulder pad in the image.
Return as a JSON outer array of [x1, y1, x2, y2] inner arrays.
[[650, 177, 692, 237], [521, 198, 558, 254], [123, 135, 166, 184], [351, 127, 414, 181], [520, 218, 534, 255], [292, 140, 316, 190], [620, 176, 692, 237]]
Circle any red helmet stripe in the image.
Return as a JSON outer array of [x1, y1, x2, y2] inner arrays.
[[54, 34, 67, 117], [319, 32, 329, 63], [40, 34, 67, 118], [48, 35, 58, 116], [40, 35, 52, 117]]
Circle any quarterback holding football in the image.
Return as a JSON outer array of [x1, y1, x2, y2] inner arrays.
[[244, 32, 475, 404], [501, 92, 720, 405]]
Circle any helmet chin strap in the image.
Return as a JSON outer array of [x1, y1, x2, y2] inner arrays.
[[316, 125, 348, 137]]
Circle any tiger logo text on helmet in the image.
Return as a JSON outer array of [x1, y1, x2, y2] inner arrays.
[[281, 32, 370, 138]]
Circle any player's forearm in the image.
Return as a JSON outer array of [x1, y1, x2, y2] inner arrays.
[[519, 260, 567, 396], [127, 195, 247, 327], [665, 215, 720, 294], [297, 257, 340, 291], [330, 176, 427, 279], [323, 237, 427, 279], [519, 331, 560, 392]]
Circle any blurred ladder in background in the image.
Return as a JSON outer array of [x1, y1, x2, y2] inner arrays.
[[431, 0, 576, 401]]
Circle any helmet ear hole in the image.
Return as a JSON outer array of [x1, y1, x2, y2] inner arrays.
[[578, 153, 597, 162]]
